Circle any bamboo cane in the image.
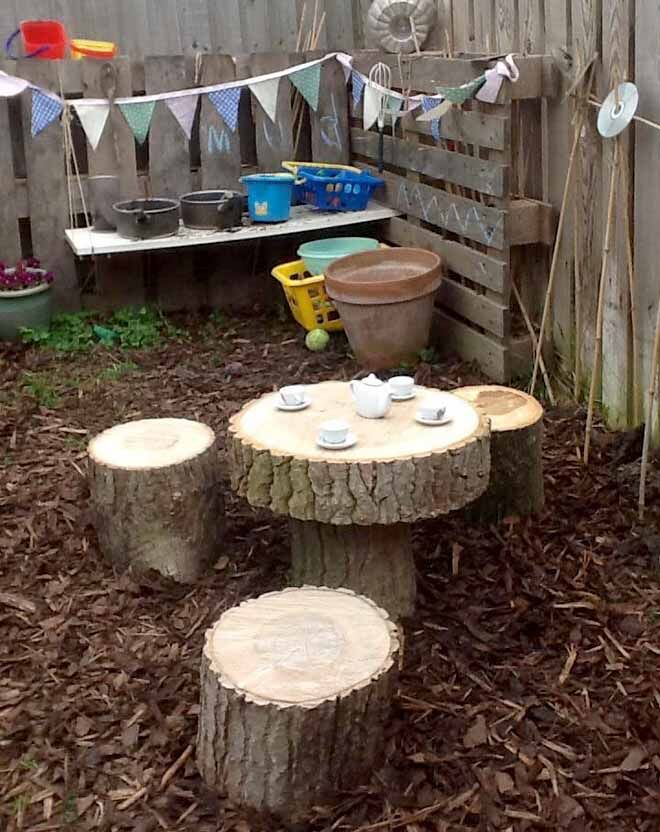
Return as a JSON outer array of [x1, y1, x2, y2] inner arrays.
[[584, 138, 621, 465], [573, 166, 582, 401], [639, 294, 660, 519], [530, 64, 596, 397], [620, 159, 640, 425], [512, 280, 557, 406]]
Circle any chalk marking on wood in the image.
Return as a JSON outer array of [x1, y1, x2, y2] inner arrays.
[[320, 92, 342, 150], [396, 182, 504, 246], [207, 124, 231, 155]]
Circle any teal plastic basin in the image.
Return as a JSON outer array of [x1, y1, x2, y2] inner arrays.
[[298, 237, 379, 275]]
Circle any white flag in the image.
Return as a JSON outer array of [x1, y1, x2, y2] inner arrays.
[[165, 94, 199, 140], [363, 84, 383, 131], [72, 101, 110, 150], [249, 77, 281, 123]]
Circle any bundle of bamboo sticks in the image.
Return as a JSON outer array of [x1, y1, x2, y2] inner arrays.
[[292, 1, 327, 156]]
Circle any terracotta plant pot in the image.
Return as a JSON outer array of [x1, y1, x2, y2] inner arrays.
[[324, 248, 443, 369], [0, 278, 53, 341]]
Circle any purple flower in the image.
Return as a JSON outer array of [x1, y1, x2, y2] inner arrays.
[[0, 257, 55, 291]]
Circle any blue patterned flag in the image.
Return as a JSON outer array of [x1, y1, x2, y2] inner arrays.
[[118, 100, 156, 144], [31, 88, 63, 137], [208, 87, 241, 132], [422, 96, 442, 141], [351, 70, 366, 107], [289, 63, 321, 111]]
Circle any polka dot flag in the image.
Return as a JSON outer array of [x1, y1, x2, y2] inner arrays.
[[289, 63, 321, 112], [351, 70, 366, 108], [208, 87, 241, 132], [118, 100, 157, 145], [31, 88, 63, 137], [422, 96, 442, 141]]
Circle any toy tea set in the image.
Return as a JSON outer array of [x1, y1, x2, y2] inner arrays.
[[275, 374, 453, 451]]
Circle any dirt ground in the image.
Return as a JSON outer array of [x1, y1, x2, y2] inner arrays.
[[1, 311, 659, 832]]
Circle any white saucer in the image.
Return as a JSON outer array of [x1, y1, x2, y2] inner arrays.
[[317, 433, 357, 451], [391, 391, 416, 402], [276, 397, 311, 412], [415, 413, 452, 427]]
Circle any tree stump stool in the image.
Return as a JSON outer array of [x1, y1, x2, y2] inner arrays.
[[453, 385, 544, 521], [197, 586, 399, 822], [88, 418, 224, 582], [227, 381, 490, 618]]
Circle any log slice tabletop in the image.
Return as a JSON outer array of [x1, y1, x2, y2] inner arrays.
[[228, 380, 491, 525]]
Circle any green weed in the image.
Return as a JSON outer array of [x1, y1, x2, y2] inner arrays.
[[20, 372, 62, 408], [99, 360, 139, 381], [12, 794, 30, 816], [18, 756, 39, 771]]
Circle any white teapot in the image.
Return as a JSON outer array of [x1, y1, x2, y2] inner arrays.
[[350, 374, 392, 419]]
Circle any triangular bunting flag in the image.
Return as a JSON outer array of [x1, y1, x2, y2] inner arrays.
[[436, 75, 486, 105], [0, 70, 29, 97], [249, 76, 280, 123], [165, 94, 199, 140], [363, 83, 382, 131], [387, 95, 404, 127], [352, 70, 366, 108], [119, 100, 156, 144], [289, 63, 321, 111], [72, 101, 110, 150], [31, 88, 63, 137], [422, 96, 442, 141], [208, 87, 241, 132]]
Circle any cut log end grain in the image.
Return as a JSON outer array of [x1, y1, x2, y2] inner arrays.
[[453, 385, 545, 521], [88, 419, 224, 583], [227, 381, 491, 525], [197, 586, 400, 821]]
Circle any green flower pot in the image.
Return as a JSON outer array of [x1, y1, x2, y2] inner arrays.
[[0, 281, 53, 341]]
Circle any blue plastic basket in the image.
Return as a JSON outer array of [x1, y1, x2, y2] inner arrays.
[[293, 167, 384, 212]]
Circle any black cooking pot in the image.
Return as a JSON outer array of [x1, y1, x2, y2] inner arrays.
[[113, 199, 180, 240], [180, 190, 246, 231]]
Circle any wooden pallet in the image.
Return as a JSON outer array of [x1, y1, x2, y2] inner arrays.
[[350, 51, 557, 383]]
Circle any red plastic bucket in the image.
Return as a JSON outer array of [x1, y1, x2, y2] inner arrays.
[[20, 20, 68, 59]]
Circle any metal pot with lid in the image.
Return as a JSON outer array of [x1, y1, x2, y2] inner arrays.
[[180, 190, 246, 231], [113, 199, 180, 240]]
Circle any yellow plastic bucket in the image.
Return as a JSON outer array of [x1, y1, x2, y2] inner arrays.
[[71, 39, 118, 60]]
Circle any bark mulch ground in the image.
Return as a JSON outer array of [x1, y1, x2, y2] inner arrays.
[[1, 312, 659, 832]]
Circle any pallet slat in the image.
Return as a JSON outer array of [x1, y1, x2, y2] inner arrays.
[[434, 309, 508, 382], [250, 52, 294, 172], [364, 164, 507, 249], [309, 52, 351, 166], [351, 128, 508, 197], [199, 54, 242, 191], [0, 99, 20, 262], [438, 279, 510, 338]]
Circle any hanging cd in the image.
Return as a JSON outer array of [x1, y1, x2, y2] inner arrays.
[[597, 82, 639, 138]]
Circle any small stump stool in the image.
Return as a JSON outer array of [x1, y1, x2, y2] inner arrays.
[[197, 586, 399, 822], [88, 418, 223, 582], [454, 385, 544, 520]]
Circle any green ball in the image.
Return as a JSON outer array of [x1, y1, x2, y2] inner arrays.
[[305, 328, 330, 352]]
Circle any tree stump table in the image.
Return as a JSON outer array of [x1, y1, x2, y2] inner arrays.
[[453, 385, 544, 521], [197, 586, 399, 822], [88, 418, 224, 582], [228, 381, 490, 617]]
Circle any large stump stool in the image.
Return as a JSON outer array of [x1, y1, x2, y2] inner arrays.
[[197, 586, 399, 821], [454, 385, 544, 520], [88, 418, 223, 582]]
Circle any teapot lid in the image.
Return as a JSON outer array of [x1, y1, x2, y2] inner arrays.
[[362, 373, 384, 387]]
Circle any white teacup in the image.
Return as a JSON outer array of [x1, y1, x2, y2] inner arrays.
[[280, 385, 306, 406], [418, 397, 447, 422], [319, 419, 350, 445], [389, 376, 415, 398]]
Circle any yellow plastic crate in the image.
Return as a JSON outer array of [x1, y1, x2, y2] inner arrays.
[[271, 260, 343, 332]]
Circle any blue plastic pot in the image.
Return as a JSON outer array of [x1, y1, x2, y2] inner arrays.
[[240, 173, 296, 223], [298, 237, 380, 275]]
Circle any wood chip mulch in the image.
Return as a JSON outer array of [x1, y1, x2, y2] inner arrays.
[[1, 313, 659, 831]]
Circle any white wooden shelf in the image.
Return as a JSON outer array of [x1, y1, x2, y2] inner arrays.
[[65, 204, 400, 257]]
